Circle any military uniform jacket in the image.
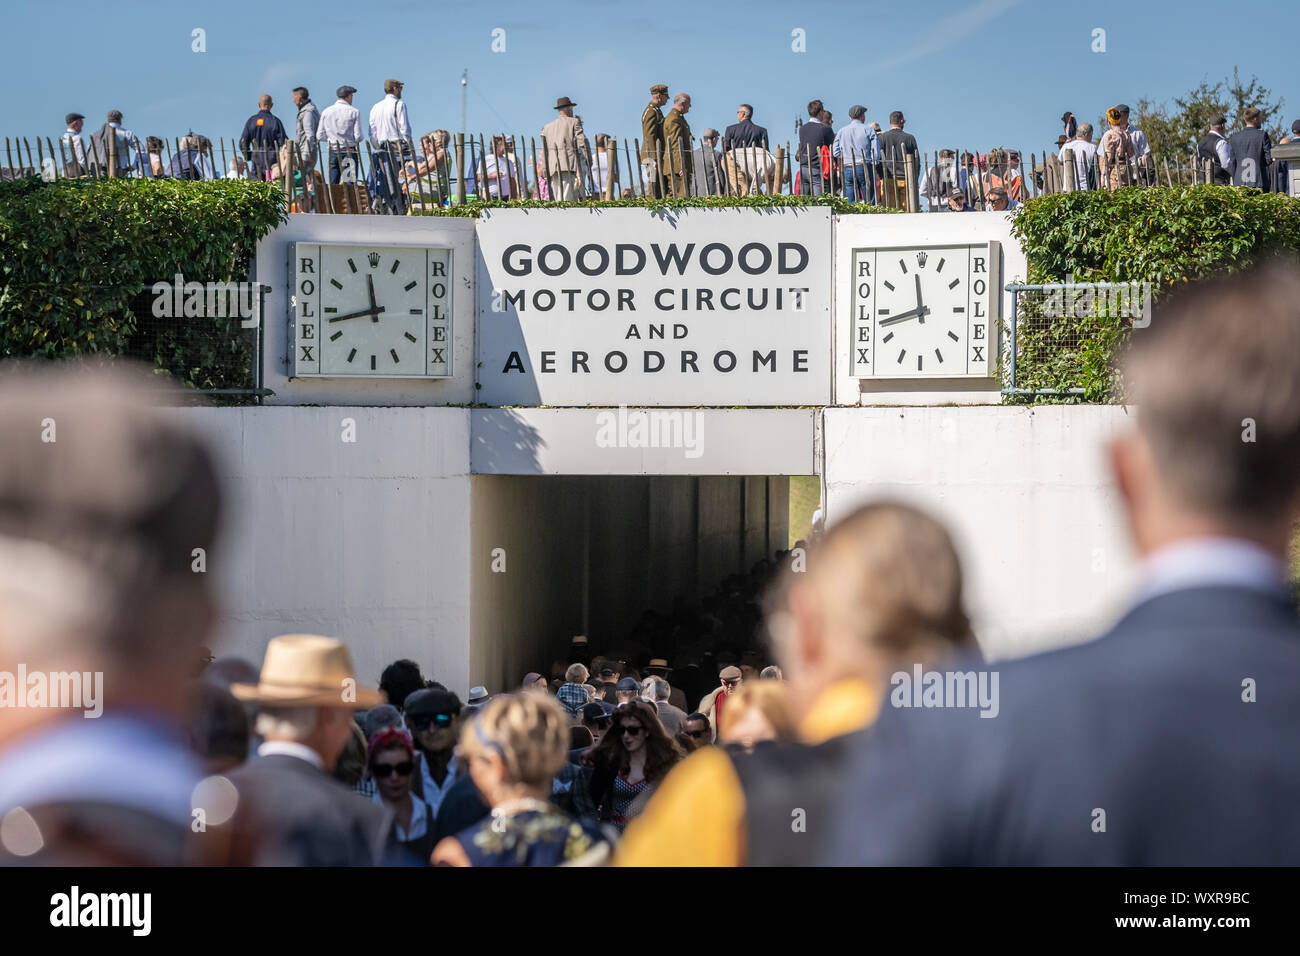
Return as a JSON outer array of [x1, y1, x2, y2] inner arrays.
[[663, 109, 693, 179], [641, 103, 665, 162]]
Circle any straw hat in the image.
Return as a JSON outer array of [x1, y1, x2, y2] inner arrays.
[[231, 634, 382, 708]]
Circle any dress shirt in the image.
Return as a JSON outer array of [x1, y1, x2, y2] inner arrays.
[[369, 94, 411, 146], [420, 752, 459, 817], [1059, 139, 1098, 188], [1127, 125, 1150, 159], [832, 120, 880, 166], [372, 789, 430, 842], [318, 99, 363, 146], [61, 128, 86, 165], [257, 740, 324, 770], [1207, 131, 1232, 169], [1133, 537, 1288, 607]]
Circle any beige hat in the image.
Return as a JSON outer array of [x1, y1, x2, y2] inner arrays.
[[232, 634, 382, 708], [719, 665, 743, 681]]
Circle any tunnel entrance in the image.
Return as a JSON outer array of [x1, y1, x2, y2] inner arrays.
[[470, 475, 818, 702]]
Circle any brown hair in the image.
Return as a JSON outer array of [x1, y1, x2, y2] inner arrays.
[[1243, 107, 1262, 126], [586, 700, 681, 783], [807, 99, 824, 118], [1123, 261, 1300, 526]]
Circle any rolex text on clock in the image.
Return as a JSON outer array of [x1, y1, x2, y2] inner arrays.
[[290, 243, 453, 378], [850, 242, 1000, 379]]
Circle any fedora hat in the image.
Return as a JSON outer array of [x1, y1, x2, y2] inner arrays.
[[646, 658, 671, 672], [231, 634, 382, 708], [554, 96, 577, 110]]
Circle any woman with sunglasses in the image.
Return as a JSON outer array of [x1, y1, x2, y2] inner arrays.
[[431, 693, 608, 866], [585, 700, 682, 834], [367, 725, 435, 863]]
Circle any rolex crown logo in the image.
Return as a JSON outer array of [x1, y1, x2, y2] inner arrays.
[[367, 252, 381, 268], [916, 251, 928, 268]]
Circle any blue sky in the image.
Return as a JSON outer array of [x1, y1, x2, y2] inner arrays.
[[5, 0, 1296, 162]]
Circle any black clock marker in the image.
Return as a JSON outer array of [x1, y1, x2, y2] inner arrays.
[[330, 278, 343, 290], [404, 281, 418, 291], [324, 307, 338, 314], [917, 355, 923, 371], [899, 259, 908, 274], [884, 281, 895, 291], [897, 349, 906, 364], [390, 260, 400, 274], [409, 308, 423, 315], [390, 349, 400, 363], [347, 258, 357, 273], [404, 332, 418, 343], [935, 348, 944, 363], [953, 306, 965, 313], [936, 258, 946, 273], [883, 332, 894, 343], [947, 331, 960, 341], [948, 278, 960, 290], [370, 354, 376, 370], [330, 331, 343, 341], [878, 309, 891, 316], [347, 348, 357, 363]]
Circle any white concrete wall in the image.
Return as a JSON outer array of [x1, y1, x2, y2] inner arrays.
[[179, 406, 474, 697], [822, 405, 1135, 661]]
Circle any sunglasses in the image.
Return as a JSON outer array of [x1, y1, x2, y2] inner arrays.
[[687, 730, 708, 739], [722, 679, 741, 688], [371, 761, 414, 778], [618, 725, 644, 737], [410, 712, 457, 731]]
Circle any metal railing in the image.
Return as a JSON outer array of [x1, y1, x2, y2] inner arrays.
[[3, 129, 1248, 215]]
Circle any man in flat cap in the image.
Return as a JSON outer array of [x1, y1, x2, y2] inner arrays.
[[663, 91, 693, 197], [60, 112, 86, 176], [223, 634, 394, 865], [0, 363, 223, 864], [369, 79, 413, 213], [696, 665, 744, 741], [318, 85, 363, 185], [541, 95, 592, 201], [641, 84, 669, 198]]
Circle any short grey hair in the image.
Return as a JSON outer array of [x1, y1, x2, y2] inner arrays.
[[848, 105, 866, 121], [648, 676, 670, 701], [702, 128, 719, 144], [255, 706, 320, 742], [738, 104, 753, 119], [674, 92, 690, 107], [1076, 123, 1093, 140]]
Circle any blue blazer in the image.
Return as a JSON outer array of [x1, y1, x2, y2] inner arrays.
[[819, 585, 1300, 865]]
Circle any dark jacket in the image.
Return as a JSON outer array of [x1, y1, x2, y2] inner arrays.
[[723, 119, 769, 151], [691, 147, 727, 196], [239, 110, 287, 166], [1229, 126, 1273, 189], [819, 584, 1300, 865], [228, 753, 392, 866], [877, 128, 919, 178], [797, 121, 834, 168]]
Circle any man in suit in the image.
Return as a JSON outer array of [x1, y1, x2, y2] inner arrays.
[[640, 84, 669, 198], [0, 364, 223, 865], [723, 104, 769, 196], [877, 110, 919, 210], [662, 92, 693, 197], [820, 262, 1300, 865], [797, 99, 834, 196], [541, 95, 592, 202], [691, 129, 727, 197], [225, 634, 393, 866]]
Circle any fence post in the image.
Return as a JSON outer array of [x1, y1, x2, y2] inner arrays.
[[605, 140, 617, 200], [771, 145, 784, 195], [107, 128, 119, 177], [905, 154, 919, 213], [455, 133, 466, 204]]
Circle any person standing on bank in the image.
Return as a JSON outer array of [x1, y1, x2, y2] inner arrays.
[[292, 86, 319, 172], [540, 96, 592, 202], [239, 94, 287, 181], [663, 92, 693, 197], [369, 79, 413, 213], [798, 99, 835, 196], [641, 83, 669, 197], [60, 112, 86, 176], [1229, 107, 1273, 191], [318, 85, 363, 185]]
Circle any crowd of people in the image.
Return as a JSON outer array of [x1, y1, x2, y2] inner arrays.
[[3, 257, 1299, 866], [49, 85, 1297, 213]]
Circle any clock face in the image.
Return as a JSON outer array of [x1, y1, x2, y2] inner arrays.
[[850, 243, 998, 378], [291, 243, 453, 378]]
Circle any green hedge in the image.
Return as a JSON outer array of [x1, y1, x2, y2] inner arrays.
[[415, 194, 901, 217], [1010, 186, 1300, 401], [0, 177, 286, 394]]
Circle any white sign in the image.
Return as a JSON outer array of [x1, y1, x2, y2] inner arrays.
[[476, 207, 832, 405]]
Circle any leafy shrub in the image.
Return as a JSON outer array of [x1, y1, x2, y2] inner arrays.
[[0, 177, 286, 396], [1009, 186, 1300, 401]]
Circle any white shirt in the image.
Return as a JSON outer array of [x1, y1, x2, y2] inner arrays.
[[1134, 537, 1287, 607], [419, 752, 459, 816], [480, 153, 517, 198], [318, 99, 363, 146], [1207, 130, 1233, 169], [1059, 139, 1098, 189], [369, 94, 411, 147], [371, 789, 430, 842], [1127, 124, 1150, 160], [257, 740, 324, 770], [62, 127, 86, 165]]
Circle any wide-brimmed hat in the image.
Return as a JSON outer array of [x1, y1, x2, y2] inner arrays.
[[231, 634, 382, 708], [554, 96, 577, 110], [646, 658, 671, 673]]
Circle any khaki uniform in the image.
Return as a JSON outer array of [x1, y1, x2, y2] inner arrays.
[[641, 102, 666, 197], [663, 108, 693, 197]]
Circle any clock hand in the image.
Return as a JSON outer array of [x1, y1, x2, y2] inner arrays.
[[367, 273, 380, 323], [879, 305, 931, 327], [328, 305, 387, 323], [914, 273, 926, 323]]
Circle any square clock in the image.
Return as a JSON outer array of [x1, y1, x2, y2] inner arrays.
[[289, 243, 453, 378]]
